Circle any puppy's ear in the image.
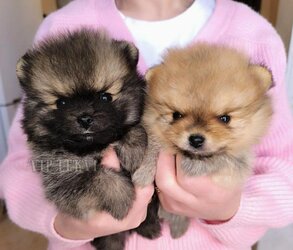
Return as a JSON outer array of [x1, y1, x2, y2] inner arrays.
[[145, 65, 161, 84], [16, 56, 26, 81], [16, 53, 31, 90], [249, 65, 273, 92], [114, 40, 139, 67]]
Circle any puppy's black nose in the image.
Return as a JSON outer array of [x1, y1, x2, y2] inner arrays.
[[189, 134, 205, 149], [77, 115, 93, 129]]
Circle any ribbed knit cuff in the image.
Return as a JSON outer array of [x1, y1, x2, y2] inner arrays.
[[197, 192, 267, 248], [48, 213, 93, 249], [197, 166, 293, 247], [198, 192, 250, 228]]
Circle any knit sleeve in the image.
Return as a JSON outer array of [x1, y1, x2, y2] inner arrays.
[[0, 15, 93, 249], [198, 33, 293, 248]]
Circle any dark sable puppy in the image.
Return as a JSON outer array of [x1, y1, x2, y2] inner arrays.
[[16, 29, 160, 250]]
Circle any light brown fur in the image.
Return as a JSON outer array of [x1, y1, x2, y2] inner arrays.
[[141, 43, 273, 238]]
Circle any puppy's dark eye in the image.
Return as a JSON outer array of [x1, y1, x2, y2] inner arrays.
[[56, 98, 68, 109], [218, 115, 231, 124], [173, 111, 183, 121], [99, 92, 112, 102]]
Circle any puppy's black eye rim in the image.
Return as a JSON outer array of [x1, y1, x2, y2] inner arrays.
[[218, 115, 231, 124], [173, 111, 183, 121], [56, 98, 68, 108], [99, 92, 112, 102]]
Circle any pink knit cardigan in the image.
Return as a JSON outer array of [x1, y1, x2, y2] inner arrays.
[[1, 0, 293, 249]]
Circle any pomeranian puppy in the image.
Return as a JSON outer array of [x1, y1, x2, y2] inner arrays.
[[140, 43, 273, 238], [16, 29, 160, 250]]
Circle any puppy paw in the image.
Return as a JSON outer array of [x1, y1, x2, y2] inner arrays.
[[169, 216, 190, 239], [135, 197, 161, 239], [158, 207, 190, 239], [136, 220, 161, 239], [132, 167, 155, 187], [100, 173, 135, 220], [91, 233, 125, 250]]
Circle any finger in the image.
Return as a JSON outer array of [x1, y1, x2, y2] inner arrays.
[[176, 163, 207, 195], [155, 151, 197, 205], [132, 185, 155, 210], [101, 147, 120, 170], [176, 154, 220, 196]]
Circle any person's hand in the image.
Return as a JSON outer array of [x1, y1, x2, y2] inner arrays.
[[54, 185, 153, 240], [54, 148, 154, 240], [155, 151, 242, 223]]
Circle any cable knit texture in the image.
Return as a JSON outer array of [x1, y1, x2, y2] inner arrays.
[[0, 0, 293, 249]]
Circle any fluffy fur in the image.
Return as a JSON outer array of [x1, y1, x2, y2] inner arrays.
[[17, 29, 160, 250], [141, 43, 273, 238]]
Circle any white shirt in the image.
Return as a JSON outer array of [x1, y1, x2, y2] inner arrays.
[[120, 0, 216, 67]]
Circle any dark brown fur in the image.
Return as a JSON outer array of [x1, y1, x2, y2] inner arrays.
[[17, 29, 160, 250], [142, 44, 273, 238]]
